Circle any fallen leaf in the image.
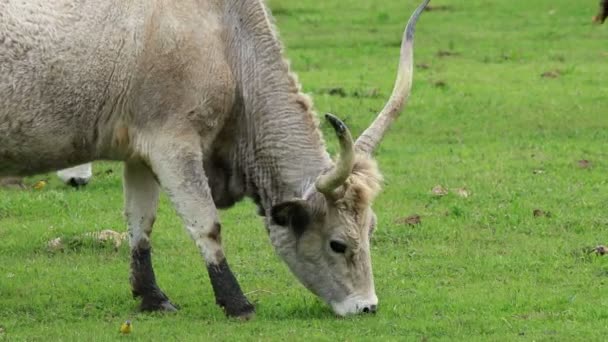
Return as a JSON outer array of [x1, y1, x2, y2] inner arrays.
[[541, 70, 560, 78], [455, 187, 470, 198], [321, 87, 347, 97], [47, 229, 127, 252], [431, 185, 448, 196], [433, 80, 447, 88], [395, 214, 421, 226], [437, 50, 459, 58], [424, 5, 452, 12], [577, 159, 592, 169], [352, 88, 380, 98], [533, 209, 551, 217], [500, 53, 512, 61]]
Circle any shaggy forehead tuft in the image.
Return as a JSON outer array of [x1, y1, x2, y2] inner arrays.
[[337, 154, 383, 214]]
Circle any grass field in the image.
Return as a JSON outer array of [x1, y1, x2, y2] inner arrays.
[[1, 0, 608, 340]]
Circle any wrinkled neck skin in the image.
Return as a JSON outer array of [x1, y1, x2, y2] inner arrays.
[[206, 1, 331, 217]]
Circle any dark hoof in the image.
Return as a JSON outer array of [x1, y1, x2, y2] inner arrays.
[[221, 300, 255, 320], [234, 309, 255, 321], [67, 177, 89, 188], [140, 297, 179, 312]]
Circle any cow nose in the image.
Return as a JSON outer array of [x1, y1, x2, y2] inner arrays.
[[362, 304, 377, 314], [68, 177, 89, 188]]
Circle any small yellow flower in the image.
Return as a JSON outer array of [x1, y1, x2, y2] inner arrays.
[[32, 180, 47, 190], [119, 320, 132, 335]]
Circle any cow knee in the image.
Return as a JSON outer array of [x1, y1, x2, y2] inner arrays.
[[127, 218, 155, 250], [207, 222, 222, 243], [187, 221, 225, 264]]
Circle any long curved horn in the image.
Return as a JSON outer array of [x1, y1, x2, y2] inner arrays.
[[355, 0, 429, 155], [315, 114, 355, 196]]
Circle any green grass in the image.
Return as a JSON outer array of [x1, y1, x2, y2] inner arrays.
[[1, 0, 608, 340]]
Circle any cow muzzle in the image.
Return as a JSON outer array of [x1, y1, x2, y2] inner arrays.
[[330, 293, 378, 316]]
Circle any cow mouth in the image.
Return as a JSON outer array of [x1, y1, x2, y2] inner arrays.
[[330, 293, 379, 316]]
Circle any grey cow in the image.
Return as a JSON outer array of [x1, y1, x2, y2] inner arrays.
[[0, 0, 429, 317]]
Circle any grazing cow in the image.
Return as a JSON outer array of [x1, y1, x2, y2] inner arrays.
[[0, 0, 428, 317], [593, 0, 608, 23]]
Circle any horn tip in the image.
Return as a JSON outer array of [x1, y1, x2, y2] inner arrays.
[[324, 113, 346, 135], [406, 0, 430, 40]]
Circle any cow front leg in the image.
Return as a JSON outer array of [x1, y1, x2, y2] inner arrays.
[[124, 161, 177, 312], [148, 140, 254, 319]]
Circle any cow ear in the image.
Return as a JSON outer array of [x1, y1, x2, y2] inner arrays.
[[271, 200, 312, 237]]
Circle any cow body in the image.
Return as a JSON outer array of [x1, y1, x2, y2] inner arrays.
[[1, 0, 232, 174], [1, 0, 429, 317]]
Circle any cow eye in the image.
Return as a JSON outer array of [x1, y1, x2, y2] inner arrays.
[[330, 240, 347, 254]]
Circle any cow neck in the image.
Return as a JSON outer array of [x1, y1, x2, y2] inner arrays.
[[223, 0, 332, 209]]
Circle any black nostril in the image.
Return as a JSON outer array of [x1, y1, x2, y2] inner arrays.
[[362, 307, 370, 313], [370, 304, 377, 313], [68, 178, 88, 188]]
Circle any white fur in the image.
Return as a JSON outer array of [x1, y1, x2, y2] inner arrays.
[[56, 163, 92, 184], [331, 293, 378, 316]]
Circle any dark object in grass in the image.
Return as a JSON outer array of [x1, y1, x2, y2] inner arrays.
[[577, 159, 592, 169], [533, 209, 551, 217], [541, 70, 560, 78], [433, 80, 447, 88], [592, 0, 608, 24], [352, 88, 380, 99], [321, 87, 347, 97], [424, 5, 452, 12], [437, 50, 459, 58], [395, 214, 422, 226], [591, 245, 608, 255]]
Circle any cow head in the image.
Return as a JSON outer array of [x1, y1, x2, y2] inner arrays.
[[267, 0, 429, 316]]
